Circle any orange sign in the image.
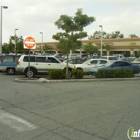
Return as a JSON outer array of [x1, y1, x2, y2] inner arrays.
[[24, 36, 36, 49]]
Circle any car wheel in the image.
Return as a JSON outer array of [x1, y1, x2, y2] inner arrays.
[[67, 68, 72, 77], [7, 68, 15, 75], [63, 68, 72, 77], [25, 68, 35, 78]]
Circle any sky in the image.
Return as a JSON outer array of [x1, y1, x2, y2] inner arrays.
[[1, 0, 140, 44]]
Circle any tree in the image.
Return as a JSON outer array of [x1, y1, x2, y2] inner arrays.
[[89, 30, 124, 39], [43, 44, 52, 51], [137, 50, 140, 57], [129, 34, 139, 38], [88, 31, 108, 39], [52, 8, 95, 77], [102, 44, 112, 51], [84, 42, 98, 55], [110, 31, 124, 38], [2, 36, 25, 53]]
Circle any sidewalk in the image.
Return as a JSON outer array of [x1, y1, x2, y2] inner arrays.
[[14, 74, 140, 83]]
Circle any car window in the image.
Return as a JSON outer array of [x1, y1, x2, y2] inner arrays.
[[99, 60, 107, 64], [90, 60, 98, 64], [47, 57, 59, 63], [2, 55, 14, 62], [123, 62, 131, 66], [109, 57, 117, 60], [112, 62, 124, 67], [23, 56, 35, 62], [14, 56, 21, 62], [68, 60, 74, 64], [35, 57, 46, 62], [100, 57, 107, 60]]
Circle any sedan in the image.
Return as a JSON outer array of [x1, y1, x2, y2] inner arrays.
[[63, 58, 85, 64], [89, 60, 140, 75], [72, 59, 109, 73]]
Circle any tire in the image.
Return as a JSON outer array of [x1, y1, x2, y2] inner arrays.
[[64, 68, 72, 77], [7, 68, 15, 75], [25, 68, 35, 78], [67, 68, 72, 77]]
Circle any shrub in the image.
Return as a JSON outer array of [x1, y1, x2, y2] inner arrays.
[[72, 69, 84, 79], [95, 69, 134, 78], [48, 69, 66, 79]]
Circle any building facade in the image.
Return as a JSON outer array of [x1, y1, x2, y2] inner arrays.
[[36, 38, 140, 56]]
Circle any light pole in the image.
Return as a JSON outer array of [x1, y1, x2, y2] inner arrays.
[[99, 25, 103, 56], [40, 32, 43, 53], [14, 29, 18, 55], [0, 6, 8, 54]]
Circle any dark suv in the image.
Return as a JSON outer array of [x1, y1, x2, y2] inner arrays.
[[0, 54, 21, 75]]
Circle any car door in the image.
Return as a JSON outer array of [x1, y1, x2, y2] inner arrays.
[[46, 57, 62, 72], [110, 62, 123, 70], [84, 60, 98, 72], [34, 57, 47, 73], [121, 62, 133, 71], [98, 60, 108, 66]]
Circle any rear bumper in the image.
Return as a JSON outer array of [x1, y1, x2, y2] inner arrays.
[[0, 66, 7, 71]]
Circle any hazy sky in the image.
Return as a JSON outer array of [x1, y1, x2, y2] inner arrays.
[[1, 0, 140, 44]]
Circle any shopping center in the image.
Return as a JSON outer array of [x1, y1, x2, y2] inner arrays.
[[36, 38, 140, 56]]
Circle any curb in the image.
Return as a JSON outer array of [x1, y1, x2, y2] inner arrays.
[[14, 77, 140, 83]]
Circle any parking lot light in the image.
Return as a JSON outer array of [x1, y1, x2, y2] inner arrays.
[[0, 6, 8, 54]]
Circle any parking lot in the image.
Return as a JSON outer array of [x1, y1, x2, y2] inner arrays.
[[0, 72, 140, 140]]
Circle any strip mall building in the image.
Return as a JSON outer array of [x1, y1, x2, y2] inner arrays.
[[36, 38, 140, 56]]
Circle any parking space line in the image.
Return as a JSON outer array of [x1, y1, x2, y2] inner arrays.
[[0, 109, 37, 132]]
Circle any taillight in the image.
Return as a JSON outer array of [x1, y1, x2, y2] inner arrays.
[[17, 61, 20, 65]]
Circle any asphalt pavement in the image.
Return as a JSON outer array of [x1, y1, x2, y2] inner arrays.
[[0, 72, 140, 140]]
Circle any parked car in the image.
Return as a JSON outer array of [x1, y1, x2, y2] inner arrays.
[[17, 55, 73, 78], [0, 54, 21, 74], [113, 54, 124, 59], [131, 58, 140, 71], [100, 56, 118, 61], [131, 58, 140, 65], [72, 59, 109, 73], [89, 60, 140, 75], [63, 58, 85, 64]]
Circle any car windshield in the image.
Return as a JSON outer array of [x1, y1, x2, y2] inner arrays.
[[82, 59, 93, 64], [133, 58, 140, 62], [105, 61, 114, 66]]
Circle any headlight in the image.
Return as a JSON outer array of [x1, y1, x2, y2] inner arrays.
[[72, 65, 76, 69]]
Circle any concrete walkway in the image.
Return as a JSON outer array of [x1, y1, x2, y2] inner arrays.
[[14, 74, 140, 83]]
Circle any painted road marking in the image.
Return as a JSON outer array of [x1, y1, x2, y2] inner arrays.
[[0, 109, 37, 132]]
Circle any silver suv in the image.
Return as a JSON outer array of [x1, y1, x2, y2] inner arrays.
[[17, 55, 72, 78]]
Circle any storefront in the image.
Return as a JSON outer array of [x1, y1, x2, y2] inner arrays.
[[36, 38, 140, 56]]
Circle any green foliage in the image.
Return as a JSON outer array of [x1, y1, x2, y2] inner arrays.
[[95, 69, 134, 78], [48, 70, 66, 79], [88, 31, 107, 39], [52, 8, 95, 54], [2, 36, 26, 53], [129, 34, 138, 38], [84, 42, 98, 54], [43, 44, 52, 51], [72, 69, 84, 79], [137, 50, 140, 57], [102, 44, 111, 50], [89, 30, 124, 39]]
